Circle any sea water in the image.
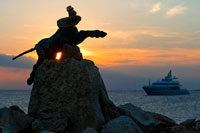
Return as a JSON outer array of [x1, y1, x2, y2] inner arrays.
[[0, 89, 200, 123]]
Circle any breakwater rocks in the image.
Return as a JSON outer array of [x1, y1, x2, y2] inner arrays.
[[0, 58, 200, 133]]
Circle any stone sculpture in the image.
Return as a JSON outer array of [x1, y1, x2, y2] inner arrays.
[[12, 6, 107, 85]]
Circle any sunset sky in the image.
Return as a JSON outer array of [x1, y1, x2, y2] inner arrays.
[[0, 0, 200, 90]]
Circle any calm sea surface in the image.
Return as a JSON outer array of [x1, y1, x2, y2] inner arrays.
[[0, 89, 200, 123]]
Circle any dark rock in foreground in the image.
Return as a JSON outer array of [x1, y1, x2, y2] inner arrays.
[[118, 103, 177, 132], [102, 116, 143, 133], [0, 107, 33, 133], [28, 58, 120, 132]]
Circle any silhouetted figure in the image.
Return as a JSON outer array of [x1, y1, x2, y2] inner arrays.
[[12, 6, 107, 85]]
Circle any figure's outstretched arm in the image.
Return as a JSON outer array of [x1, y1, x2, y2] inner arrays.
[[79, 30, 107, 38], [74, 30, 107, 45]]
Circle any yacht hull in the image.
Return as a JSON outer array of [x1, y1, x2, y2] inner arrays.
[[143, 86, 190, 95]]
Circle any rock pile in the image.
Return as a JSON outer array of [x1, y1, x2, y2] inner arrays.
[[28, 57, 120, 133], [0, 52, 200, 132], [0, 106, 33, 133]]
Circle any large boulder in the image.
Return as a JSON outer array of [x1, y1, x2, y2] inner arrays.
[[180, 119, 196, 129], [118, 103, 176, 133], [83, 128, 97, 133], [158, 120, 200, 133], [193, 120, 200, 130], [0, 106, 33, 133], [0, 108, 18, 133], [102, 116, 143, 133], [11, 109, 34, 132], [28, 58, 120, 133]]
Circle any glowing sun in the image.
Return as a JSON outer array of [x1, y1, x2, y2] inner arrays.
[[56, 52, 62, 60]]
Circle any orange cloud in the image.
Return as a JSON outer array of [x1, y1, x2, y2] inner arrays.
[[0, 67, 30, 81], [81, 48, 200, 67]]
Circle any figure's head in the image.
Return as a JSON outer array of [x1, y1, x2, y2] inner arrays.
[[57, 16, 81, 28], [57, 6, 81, 28], [67, 6, 77, 16]]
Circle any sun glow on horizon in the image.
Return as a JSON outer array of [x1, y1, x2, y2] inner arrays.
[[80, 49, 95, 56]]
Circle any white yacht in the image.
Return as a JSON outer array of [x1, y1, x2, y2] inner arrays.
[[143, 70, 190, 95]]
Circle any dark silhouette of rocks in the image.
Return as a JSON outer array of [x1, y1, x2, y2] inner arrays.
[[0, 107, 33, 133], [62, 45, 83, 61], [102, 116, 143, 133], [12, 5, 107, 86], [118, 103, 177, 132], [1, 55, 200, 132], [28, 57, 120, 132]]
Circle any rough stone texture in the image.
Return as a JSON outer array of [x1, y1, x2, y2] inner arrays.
[[102, 116, 143, 133], [99, 82, 120, 122], [0, 107, 33, 133], [0, 107, 18, 133], [193, 120, 200, 130], [175, 119, 200, 132], [83, 128, 97, 133], [32, 117, 68, 132], [118, 103, 176, 133], [159, 125, 186, 133], [28, 58, 120, 133], [40, 131, 56, 133], [180, 119, 196, 129], [118, 103, 156, 126], [148, 112, 177, 132], [62, 44, 82, 60], [11, 109, 34, 132], [10, 105, 25, 114]]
